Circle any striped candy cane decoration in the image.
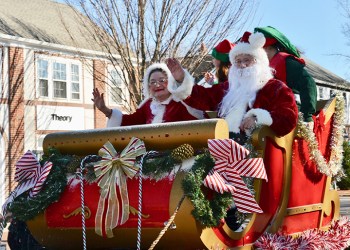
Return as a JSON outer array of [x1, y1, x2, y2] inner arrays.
[[2, 151, 53, 216], [204, 139, 267, 213]]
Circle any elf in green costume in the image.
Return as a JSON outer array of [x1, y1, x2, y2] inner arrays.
[[204, 39, 235, 85], [243, 26, 317, 123]]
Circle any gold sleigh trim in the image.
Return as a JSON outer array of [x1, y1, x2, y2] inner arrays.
[[63, 206, 92, 219], [63, 206, 150, 219]]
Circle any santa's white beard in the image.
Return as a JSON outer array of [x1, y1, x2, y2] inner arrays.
[[218, 64, 272, 132]]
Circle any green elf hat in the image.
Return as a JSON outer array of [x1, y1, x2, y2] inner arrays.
[[254, 26, 301, 58], [211, 39, 235, 62]]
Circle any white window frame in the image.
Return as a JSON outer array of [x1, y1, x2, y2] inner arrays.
[[36, 55, 82, 102], [107, 66, 128, 106], [71, 64, 80, 100]]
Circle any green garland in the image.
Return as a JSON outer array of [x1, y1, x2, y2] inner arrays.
[[7, 144, 250, 228], [142, 151, 180, 179], [182, 151, 233, 227], [8, 148, 69, 221]]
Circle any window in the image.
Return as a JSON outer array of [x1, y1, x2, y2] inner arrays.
[[343, 92, 347, 105], [53, 62, 67, 98], [36, 56, 81, 101], [71, 64, 80, 99], [38, 59, 49, 97], [109, 69, 123, 104], [319, 87, 324, 99]]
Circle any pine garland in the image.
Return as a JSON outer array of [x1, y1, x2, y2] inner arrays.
[[182, 152, 233, 227], [142, 150, 179, 179], [142, 144, 195, 179], [7, 145, 236, 227]]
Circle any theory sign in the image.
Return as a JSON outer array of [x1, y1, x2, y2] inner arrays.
[[37, 105, 85, 130]]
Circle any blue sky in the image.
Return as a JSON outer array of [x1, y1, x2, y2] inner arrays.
[[244, 0, 350, 80]]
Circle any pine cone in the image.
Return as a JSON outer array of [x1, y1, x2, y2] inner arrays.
[[66, 155, 83, 173], [171, 144, 194, 161]]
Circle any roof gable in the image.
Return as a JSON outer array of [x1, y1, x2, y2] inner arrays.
[[0, 0, 103, 52]]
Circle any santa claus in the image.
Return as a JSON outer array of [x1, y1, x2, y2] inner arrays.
[[168, 32, 298, 137]]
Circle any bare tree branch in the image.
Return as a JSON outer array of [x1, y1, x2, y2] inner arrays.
[[64, 0, 257, 110]]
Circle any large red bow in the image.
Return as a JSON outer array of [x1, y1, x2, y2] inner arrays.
[[313, 110, 325, 143], [2, 151, 53, 214], [203, 139, 267, 213]]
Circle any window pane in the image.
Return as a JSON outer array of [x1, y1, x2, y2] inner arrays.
[[111, 70, 121, 87], [111, 87, 122, 103], [53, 62, 66, 80], [71, 64, 79, 82], [72, 93, 80, 99], [110, 69, 123, 103], [54, 81, 67, 98], [72, 82, 80, 92], [38, 59, 48, 78], [39, 79, 48, 97], [71, 82, 80, 99], [319, 87, 324, 99]]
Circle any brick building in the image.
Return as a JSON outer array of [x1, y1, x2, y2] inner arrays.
[[0, 0, 130, 208]]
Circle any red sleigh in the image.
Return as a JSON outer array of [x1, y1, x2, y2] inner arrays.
[[25, 98, 340, 249]]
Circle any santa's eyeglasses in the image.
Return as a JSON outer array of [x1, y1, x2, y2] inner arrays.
[[234, 58, 256, 67]]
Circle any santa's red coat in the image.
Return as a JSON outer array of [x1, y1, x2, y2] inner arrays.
[[183, 79, 298, 136]]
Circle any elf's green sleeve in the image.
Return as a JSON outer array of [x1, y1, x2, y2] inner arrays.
[[285, 57, 317, 122]]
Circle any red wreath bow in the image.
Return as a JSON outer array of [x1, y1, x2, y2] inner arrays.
[[2, 151, 53, 214], [203, 139, 267, 213], [313, 110, 326, 140]]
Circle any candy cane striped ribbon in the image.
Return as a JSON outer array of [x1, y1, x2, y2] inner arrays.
[[203, 139, 267, 213], [2, 151, 52, 215]]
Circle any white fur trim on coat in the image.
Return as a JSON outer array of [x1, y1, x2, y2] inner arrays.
[[244, 108, 273, 127], [150, 98, 169, 123], [181, 101, 205, 119], [168, 70, 195, 101], [107, 108, 123, 127]]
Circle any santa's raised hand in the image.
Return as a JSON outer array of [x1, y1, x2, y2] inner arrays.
[[166, 58, 185, 83]]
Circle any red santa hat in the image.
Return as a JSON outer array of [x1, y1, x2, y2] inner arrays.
[[229, 32, 269, 67], [240, 31, 277, 48], [239, 31, 251, 43], [211, 39, 235, 62]]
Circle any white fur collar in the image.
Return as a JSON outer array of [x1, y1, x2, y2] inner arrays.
[[150, 96, 172, 123]]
